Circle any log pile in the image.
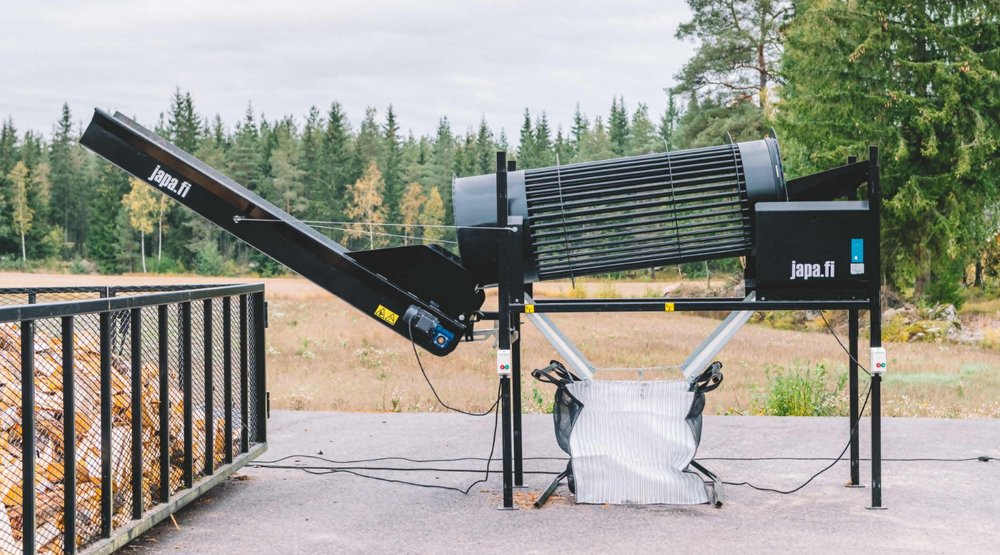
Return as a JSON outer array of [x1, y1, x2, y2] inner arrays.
[[0, 322, 234, 555]]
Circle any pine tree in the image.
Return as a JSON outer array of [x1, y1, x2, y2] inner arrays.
[[781, 0, 1000, 302], [674, 0, 790, 107], [609, 97, 631, 156], [629, 103, 658, 156], [344, 160, 388, 249]]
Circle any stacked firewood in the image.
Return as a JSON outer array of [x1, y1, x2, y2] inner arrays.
[[0, 322, 232, 555]]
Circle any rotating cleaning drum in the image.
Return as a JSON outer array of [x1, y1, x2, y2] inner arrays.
[[453, 137, 787, 287]]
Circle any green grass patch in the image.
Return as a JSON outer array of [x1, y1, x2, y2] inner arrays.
[[751, 361, 846, 417]]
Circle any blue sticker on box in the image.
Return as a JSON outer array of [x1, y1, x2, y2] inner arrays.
[[851, 239, 864, 263]]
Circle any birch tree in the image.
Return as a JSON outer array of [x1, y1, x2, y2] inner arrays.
[[344, 160, 388, 249], [122, 178, 158, 273]]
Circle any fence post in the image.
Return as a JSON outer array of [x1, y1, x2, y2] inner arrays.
[[182, 302, 193, 489], [158, 305, 170, 504], [204, 299, 214, 476], [21, 320, 36, 555], [223, 296, 233, 464], [130, 308, 143, 519], [239, 295, 249, 452], [100, 311, 113, 538], [62, 316, 77, 554], [253, 292, 266, 443]]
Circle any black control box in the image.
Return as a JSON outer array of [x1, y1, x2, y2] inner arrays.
[[754, 201, 872, 300]]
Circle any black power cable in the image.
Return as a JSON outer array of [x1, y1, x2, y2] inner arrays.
[[820, 312, 872, 376], [254, 382, 505, 495], [719, 384, 871, 494], [409, 318, 498, 417]]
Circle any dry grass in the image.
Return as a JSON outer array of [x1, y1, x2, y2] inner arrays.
[[6, 273, 1000, 418]]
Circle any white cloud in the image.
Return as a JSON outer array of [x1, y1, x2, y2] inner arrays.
[[0, 0, 694, 143]]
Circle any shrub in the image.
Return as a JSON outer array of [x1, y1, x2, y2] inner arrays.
[[751, 362, 847, 417], [595, 281, 620, 298]]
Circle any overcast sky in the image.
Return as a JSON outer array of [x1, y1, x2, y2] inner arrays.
[[2, 0, 695, 145]]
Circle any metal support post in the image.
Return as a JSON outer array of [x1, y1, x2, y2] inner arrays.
[[508, 155, 525, 489], [867, 145, 886, 510], [846, 155, 862, 488], [496, 151, 515, 510]]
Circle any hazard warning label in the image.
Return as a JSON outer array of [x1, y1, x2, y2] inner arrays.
[[374, 305, 399, 325]]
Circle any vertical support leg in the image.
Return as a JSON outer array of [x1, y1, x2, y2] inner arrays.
[[253, 292, 267, 443], [181, 302, 194, 489], [157, 305, 170, 504], [130, 308, 143, 519], [867, 145, 886, 510], [62, 316, 77, 555], [496, 151, 515, 510], [204, 299, 214, 476], [239, 295, 249, 453], [506, 159, 525, 488], [99, 311, 113, 537], [848, 309, 861, 487], [223, 296, 233, 464], [21, 320, 36, 555]]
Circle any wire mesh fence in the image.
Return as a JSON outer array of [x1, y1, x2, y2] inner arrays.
[[0, 284, 266, 555]]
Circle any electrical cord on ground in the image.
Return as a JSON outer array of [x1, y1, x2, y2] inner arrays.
[[254, 454, 567, 465], [409, 318, 499, 417], [251, 383, 505, 495], [253, 464, 561, 475], [717, 384, 872, 494]]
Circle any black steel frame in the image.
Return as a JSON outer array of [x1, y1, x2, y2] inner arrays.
[[490, 148, 885, 510], [0, 283, 269, 554]]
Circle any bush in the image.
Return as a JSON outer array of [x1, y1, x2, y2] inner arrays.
[[751, 362, 847, 417], [195, 242, 224, 276]]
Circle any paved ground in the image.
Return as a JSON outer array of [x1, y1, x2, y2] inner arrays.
[[120, 410, 999, 554]]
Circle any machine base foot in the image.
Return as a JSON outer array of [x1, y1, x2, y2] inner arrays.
[[497, 505, 519, 511], [866, 505, 888, 511], [845, 483, 865, 488]]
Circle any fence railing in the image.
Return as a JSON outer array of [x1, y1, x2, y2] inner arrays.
[[0, 284, 267, 555]]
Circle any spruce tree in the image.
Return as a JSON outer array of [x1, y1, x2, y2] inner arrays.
[[570, 104, 590, 158], [166, 88, 202, 152], [609, 97, 631, 156], [534, 112, 554, 167], [782, 0, 1000, 302], [382, 105, 403, 219], [517, 109, 536, 169], [49, 103, 84, 247], [474, 116, 494, 175], [628, 103, 658, 156], [320, 102, 353, 222], [659, 92, 680, 151]]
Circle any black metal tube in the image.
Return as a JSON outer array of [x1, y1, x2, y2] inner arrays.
[[62, 316, 77, 554], [849, 309, 860, 487], [868, 145, 884, 509], [21, 320, 36, 555], [158, 304, 170, 504], [100, 311, 112, 538], [496, 152, 514, 510], [240, 294, 249, 453], [253, 292, 267, 443], [223, 296, 233, 464], [130, 308, 143, 519], [204, 299, 214, 476], [182, 302, 193, 489]]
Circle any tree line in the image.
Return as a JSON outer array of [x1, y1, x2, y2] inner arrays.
[[1, 0, 998, 306]]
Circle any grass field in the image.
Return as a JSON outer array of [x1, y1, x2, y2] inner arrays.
[[4, 272, 999, 418]]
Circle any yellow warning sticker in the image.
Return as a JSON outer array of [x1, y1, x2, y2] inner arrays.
[[374, 305, 399, 325], [664, 303, 675, 312], [525, 305, 535, 314]]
